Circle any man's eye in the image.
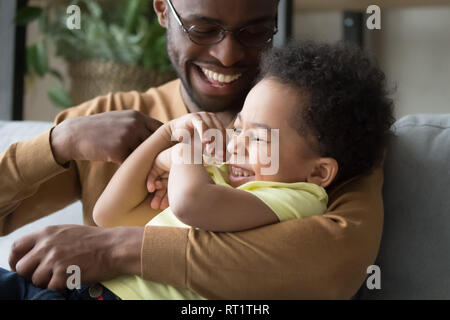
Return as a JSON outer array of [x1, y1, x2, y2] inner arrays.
[[191, 25, 220, 35]]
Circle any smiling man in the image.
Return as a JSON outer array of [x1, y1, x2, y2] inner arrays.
[[0, 0, 384, 299]]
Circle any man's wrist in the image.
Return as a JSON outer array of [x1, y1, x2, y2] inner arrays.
[[50, 124, 71, 166], [108, 226, 144, 276]]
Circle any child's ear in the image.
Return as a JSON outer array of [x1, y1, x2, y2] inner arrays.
[[154, 0, 169, 28], [307, 157, 338, 188]]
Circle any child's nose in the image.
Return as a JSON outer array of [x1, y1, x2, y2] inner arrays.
[[227, 132, 247, 155]]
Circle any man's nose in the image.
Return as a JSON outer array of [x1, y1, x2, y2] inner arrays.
[[208, 33, 245, 67]]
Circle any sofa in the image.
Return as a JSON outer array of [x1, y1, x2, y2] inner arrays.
[[0, 114, 449, 299]]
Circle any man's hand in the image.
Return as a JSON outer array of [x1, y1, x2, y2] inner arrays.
[[8, 225, 144, 291], [51, 110, 163, 165]]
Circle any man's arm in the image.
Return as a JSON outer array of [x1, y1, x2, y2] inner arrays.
[[0, 127, 80, 235], [141, 167, 384, 299]]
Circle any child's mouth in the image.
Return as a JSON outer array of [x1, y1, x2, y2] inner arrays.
[[229, 165, 255, 185]]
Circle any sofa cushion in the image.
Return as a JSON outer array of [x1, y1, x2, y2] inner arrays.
[[0, 120, 53, 152], [358, 114, 450, 299]]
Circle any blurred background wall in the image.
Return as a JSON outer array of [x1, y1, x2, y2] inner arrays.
[[23, 4, 450, 121]]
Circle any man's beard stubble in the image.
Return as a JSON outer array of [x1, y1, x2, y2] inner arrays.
[[166, 33, 249, 114]]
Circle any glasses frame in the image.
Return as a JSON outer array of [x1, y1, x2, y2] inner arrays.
[[166, 0, 278, 47]]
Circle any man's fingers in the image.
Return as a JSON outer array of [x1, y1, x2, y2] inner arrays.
[[14, 248, 41, 279], [145, 117, 164, 133], [9, 234, 37, 272], [47, 269, 67, 292], [31, 264, 53, 289], [137, 125, 152, 144], [208, 112, 225, 131]]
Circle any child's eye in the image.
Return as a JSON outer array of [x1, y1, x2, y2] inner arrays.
[[251, 137, 266, 143], [232, 127, 242, 135]]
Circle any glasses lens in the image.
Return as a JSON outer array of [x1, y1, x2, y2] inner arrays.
[[237, 23, 276, 47], [188, 24, 224, 45]]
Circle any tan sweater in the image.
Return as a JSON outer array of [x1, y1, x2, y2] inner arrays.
[[0, 79, 384, 299]]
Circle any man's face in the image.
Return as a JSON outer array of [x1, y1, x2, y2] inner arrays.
[[156, 0, 278, 112]]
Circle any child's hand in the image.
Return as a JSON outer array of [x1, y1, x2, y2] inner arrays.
[[147, 148, 171, 210], [168, 112, 227, 162]]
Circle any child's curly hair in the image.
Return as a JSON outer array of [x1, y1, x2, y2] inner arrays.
[[259, 41, 395, 185]]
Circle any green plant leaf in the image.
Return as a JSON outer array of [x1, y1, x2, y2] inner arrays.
[[47, 87, 72, 108], [85, 1, 102, 19], [49, 69, 64, 84], [33, 40, 49, 77], [34, 0, 173, 71], [14, 6, 42, 25], [124, 0, 142, 33], [27, 44, 44, 76]]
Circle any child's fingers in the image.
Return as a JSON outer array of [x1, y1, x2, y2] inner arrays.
[[147, 169, 160, 192], [160, 193, 169, 209], [151, 188, 167, 210], [150, 191, 162, 210], [159, 179, 169, 209]]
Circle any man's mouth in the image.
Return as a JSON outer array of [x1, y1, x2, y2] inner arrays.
[[191, 63, 246, 96], [200, 67, 242, 85]]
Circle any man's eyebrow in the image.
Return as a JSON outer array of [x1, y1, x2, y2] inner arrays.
[[183, 14, 276, 26]]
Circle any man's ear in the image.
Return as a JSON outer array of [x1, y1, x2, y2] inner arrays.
[[307, 157, 338, 188], [154, 0, 169, 28]]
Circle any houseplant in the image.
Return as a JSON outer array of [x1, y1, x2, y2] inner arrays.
[[15, 0, 175, 108]]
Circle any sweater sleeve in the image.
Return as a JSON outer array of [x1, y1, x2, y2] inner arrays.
[[140, 166, 384, 299], [0, 126, 80, 235]]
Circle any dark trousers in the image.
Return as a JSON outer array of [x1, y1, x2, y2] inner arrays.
[[0, 267, 119, 300]]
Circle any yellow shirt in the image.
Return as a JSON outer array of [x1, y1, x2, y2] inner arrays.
[[102, 164, 328, 300]]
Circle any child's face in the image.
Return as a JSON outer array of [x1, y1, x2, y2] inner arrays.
[[227, 78, 322, 187]]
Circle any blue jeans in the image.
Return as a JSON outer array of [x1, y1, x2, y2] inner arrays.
[[0, 267, 119, 300]]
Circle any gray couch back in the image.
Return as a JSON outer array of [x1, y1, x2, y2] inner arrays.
[[358, 114, 450, 299]]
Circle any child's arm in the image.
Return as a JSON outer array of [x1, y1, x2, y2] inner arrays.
[[168, 144, 279, 232], [93, 123, 174, 227]]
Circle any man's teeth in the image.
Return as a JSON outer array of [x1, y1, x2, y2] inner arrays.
[[231, 166, 254, 177], [201, 67, 242, 84]]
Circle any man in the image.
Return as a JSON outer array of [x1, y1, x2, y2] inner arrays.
[[0, 0, 383, 299]]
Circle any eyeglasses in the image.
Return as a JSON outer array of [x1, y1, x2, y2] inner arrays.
[[166, 0, 278, 48]]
